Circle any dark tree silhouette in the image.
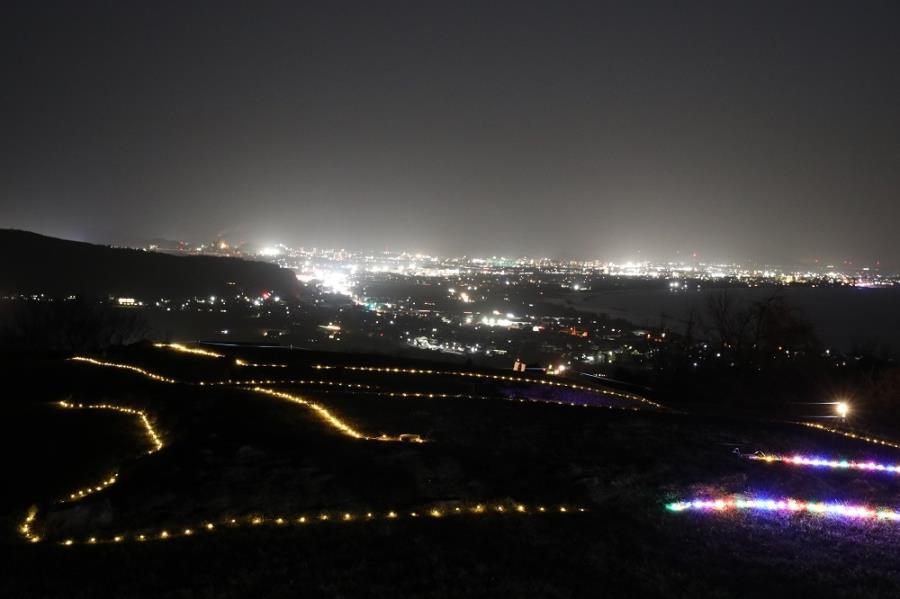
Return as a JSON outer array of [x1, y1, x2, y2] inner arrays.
[[1, 298, 148, 352]]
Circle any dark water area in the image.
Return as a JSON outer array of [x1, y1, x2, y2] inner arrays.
[[568, 286, 900, 354]]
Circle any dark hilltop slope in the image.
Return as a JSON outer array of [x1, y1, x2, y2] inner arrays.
[[0, 230, 300, 299]]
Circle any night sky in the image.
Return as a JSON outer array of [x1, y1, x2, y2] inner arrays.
[[2, 1, 899, 266]]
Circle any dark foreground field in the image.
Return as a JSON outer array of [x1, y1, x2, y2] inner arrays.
[[4, 344, 900, 598]]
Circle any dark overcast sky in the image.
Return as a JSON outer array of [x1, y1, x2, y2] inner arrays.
[[2, 1, 899, 266]]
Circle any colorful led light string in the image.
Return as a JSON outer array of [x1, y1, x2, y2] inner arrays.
[[749, 453, 900, 474], [666, 497, 900, 521]]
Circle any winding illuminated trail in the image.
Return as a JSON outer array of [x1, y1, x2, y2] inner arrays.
[[59, 400, 164, 453], [317, 364, 661, 408], [47, 348, 900, 543], [68, 357, 416, 442], [20, 389, 582, 546], [70, 355, 654, 412], [250, 387, 424, 442], [794, 421, 900, 450], [312, 388, 641, 413], [70, 356, 178, 383], [19, 400, 166, 544], [152, 343, 224, 358], [21, 403, 580, 545], [150, 340, 658, 408], [53, 502, 586, 547]]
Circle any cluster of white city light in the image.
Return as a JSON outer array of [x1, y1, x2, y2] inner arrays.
[[52, 502, 586, 546]]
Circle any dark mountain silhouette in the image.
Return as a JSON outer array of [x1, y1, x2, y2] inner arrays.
[[0, 230, 300, 299]]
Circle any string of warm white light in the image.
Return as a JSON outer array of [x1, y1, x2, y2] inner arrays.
[[49, 502, 586, 546], [19, 401, 166, 544], [666, 496, 900, 522], [25, 353, 603, 548], [796, 421, 900, 450], [42, 351, 633, 548], [19, 507, 39, 543], [59, 400, 164, 453], [215, 379, 373, 389], [235, 358, 287, 368], [70, 356, 178, 383], [102, 341, 660, 408], [251, 387, 425, 443], [71, 356, 373, 389], [153, 343, 224, 358], [316, 388, 640, 413], [20, 391, 582, 547], [750, 453, 900, 474], [68, 358, 413, 440], [319, 364, 661, 408], [64, 473, 118, 502]]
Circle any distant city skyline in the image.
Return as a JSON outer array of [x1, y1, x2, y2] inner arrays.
[[3, 2, 899, 267], [5, 226, 892, 273]]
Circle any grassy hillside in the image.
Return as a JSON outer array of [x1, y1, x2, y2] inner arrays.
[[0, 229, 299, 299], [4, 346, 900, 597]]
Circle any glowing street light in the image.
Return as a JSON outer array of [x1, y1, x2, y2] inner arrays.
[[836, 402, 849, 420]]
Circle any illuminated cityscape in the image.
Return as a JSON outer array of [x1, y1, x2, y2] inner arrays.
[[3, 1, 900, 597]]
